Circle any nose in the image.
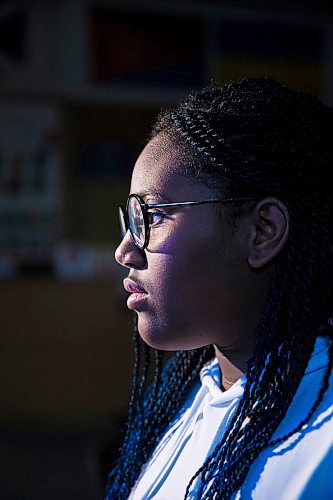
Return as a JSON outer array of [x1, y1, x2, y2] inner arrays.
[[115, 230, 146, 269]]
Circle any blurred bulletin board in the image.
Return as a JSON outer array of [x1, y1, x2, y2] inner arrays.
[[64, 104, 159, 243], [91, 7, 205, 87], [215, 21, 323, 94], [0, 104, 63, 268]]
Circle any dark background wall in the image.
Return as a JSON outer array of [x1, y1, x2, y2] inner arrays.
[[0, 0, 332, 498]]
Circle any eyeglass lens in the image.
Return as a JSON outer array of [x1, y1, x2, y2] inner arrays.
[[118, 207, 127, 240], [128, 196, 146, 248]]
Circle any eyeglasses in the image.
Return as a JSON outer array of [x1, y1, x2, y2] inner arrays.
[[118, 193, 254, 250]]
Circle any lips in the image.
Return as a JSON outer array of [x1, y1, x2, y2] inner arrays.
[[123, 277, 147, 294], [123, 277, 148, 311], [124, 278, 148, 312]]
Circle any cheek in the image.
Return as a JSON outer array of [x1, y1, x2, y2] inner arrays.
[[139, 235, 245, 349], [147, 237, 222, 307]]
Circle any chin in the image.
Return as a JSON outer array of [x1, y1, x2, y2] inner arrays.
[[136, 314, 177, 351], [136, 313, 206, 352]]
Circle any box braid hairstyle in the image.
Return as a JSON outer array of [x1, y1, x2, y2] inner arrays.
[[106, 77, 333, 499]]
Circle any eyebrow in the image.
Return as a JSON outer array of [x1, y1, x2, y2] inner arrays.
[[134, 189, 172, 202]]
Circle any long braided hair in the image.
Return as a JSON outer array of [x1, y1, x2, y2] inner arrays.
[[106, 78, 333, 499]]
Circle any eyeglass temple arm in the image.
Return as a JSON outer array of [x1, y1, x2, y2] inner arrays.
[[143, 198, 254, 209]]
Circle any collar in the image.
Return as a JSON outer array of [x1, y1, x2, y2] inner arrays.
[[199, 336, 329, 405]]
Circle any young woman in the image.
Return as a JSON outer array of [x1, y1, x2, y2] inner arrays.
[[106, 77, 333, 499]]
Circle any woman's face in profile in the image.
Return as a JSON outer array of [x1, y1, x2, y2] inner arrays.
[[115, 133, 255, 351]]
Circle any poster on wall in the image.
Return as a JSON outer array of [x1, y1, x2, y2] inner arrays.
[[0, 104, 63, 274], [91, 8, 205, 87]]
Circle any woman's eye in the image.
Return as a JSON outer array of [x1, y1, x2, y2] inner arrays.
[[148, 211, 165, 224]]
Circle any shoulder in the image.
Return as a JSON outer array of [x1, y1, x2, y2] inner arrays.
[[238, 337, 333, 499], [272, 335, 333, 446]]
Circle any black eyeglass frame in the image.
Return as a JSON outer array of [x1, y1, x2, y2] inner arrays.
[[119, 193, 255, 250]]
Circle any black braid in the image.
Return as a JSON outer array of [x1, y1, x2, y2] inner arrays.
[[269, 335, 333, 447], [106, 326, 214, 498], [106, 78, 333, 499]]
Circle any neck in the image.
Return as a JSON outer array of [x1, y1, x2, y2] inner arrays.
[[214, 334, 256, 391]]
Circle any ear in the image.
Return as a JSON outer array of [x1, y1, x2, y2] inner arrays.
[[248, 197, 289, 269]]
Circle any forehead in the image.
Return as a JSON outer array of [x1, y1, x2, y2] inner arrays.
[[130, 133, 210, 200]]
